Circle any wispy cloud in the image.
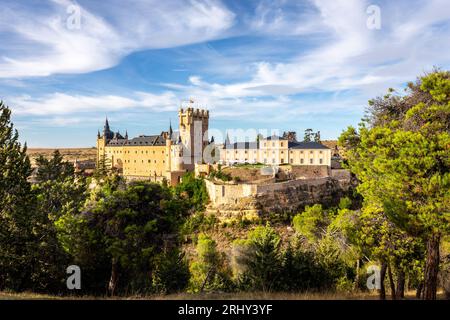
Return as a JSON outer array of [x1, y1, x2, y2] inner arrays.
[[9, 91, 179, 115], [0, 0, 235, 78]]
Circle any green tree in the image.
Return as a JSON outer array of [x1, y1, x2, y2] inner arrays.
[[189, 234, 232, 293], [34, 150, 74, 183], [77, 181, 189, 295], [175, 172, 209, 210], [292, 204, 329, 242], [152, 248, 190, 294], [339, 70, 450, 299], [304, 128, 313, 142], [0, 101, 34, 291], [0, 101, 67, 292], [235, 224, 282, 292]]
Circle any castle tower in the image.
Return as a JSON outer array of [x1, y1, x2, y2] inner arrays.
[[178, 103, 209, 170]]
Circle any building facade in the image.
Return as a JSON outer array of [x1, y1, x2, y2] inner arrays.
[[219, 134, 331, 167], [96, 105, 209, 185]]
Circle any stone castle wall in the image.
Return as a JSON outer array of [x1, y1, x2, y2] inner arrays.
[[205, 169, 352, 219]]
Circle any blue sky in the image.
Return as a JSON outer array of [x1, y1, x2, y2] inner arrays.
[[0, 0, 449, 147]]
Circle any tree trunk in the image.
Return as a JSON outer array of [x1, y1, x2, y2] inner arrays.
[[108, 258, 119, 296], [387, 263, 396, 300], [423, 233, 440, 300], [416, 282, 423, 299], [395, 270, 405, 299], [379, 262, 387, 300], [354, 259, 360, 290]]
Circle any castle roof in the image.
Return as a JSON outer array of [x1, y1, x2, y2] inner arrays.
[[288, 141, 330, 149], [107, 134, 167, 147], [264, 135, 286, 141], [224, 141, 259, 149]]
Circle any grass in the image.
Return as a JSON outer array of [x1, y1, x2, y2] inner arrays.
[[2, 290, 446, 300]]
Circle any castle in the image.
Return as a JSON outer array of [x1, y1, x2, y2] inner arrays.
[[96, 102, 209, 186], [96, 102, 332, 186]]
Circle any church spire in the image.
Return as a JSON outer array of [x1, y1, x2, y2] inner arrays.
[[125, 129, 128, 140], [169, 119, 173, 137], [104, 117, 110, 131], [225, 132, 230, 145]]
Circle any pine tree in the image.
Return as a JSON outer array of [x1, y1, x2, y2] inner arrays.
[[34, 150, 74, 183], [0, 101, 34, 290]]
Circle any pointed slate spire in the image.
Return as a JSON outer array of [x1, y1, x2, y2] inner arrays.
[[210, 136, 215, 143], [125, 130, 128, 140], [225, 132, 230, 145], [97, 129, 101, 138], [104, 117, 110, 131], [169, 119, 173, 137]]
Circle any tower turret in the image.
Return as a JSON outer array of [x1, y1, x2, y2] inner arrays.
[[178, 101, 209, 170]]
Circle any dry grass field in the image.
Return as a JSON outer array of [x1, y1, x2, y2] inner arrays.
[[27, 148, 97, 167], [1, 290, 445, 300]]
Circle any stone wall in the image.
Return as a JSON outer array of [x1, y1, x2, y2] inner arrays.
[[255, 177, 347, 214], [205, 171, 352, 219]]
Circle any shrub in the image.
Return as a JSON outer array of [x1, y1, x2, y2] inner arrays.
[[234, 224, 282, 292], [189, 234, 233, 293], [152, 248, 190, 294]]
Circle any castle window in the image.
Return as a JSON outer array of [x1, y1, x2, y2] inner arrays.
[[320, 159, 323, 164], [300, 159, 304, 164], [281, 142, 283, 147], [310, 158, 313, 164], [148, 160, 151, 163], [310, 150, 313, 154], [290, 158, 293, 164], [281, 159, 284, 164], [320, 151, 323, 154], [272, 142, 275, 147]]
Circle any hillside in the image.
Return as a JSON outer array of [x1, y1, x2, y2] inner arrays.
[[27, 148, 97, 167]]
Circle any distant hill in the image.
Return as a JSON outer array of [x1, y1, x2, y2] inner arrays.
[[27, 148, 97, 167]]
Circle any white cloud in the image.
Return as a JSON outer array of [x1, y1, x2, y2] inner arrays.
[[9, 91, 179, 115], [167, 0, 450, 110], [0, 0, 235, 78]]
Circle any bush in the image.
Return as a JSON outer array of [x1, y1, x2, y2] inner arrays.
[[292, 204, 328, 241], [189, 234, 233, 293], [175, 172, 209, 210], [152, 248, 190, 294], [234, 224, 282, 292]]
